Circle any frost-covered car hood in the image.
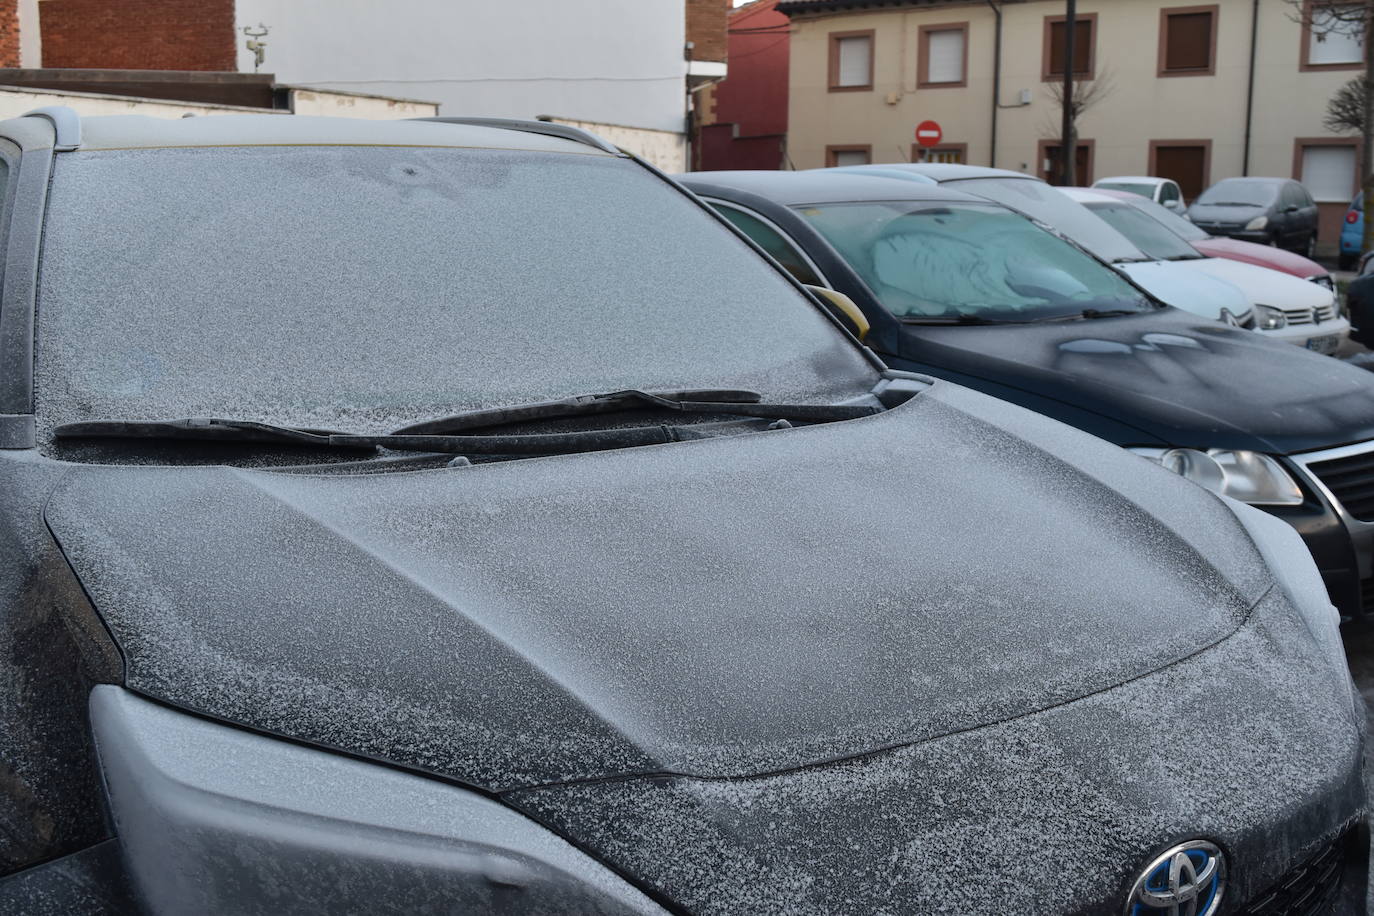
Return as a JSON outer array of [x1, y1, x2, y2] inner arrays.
[[44, 384, 1280, 793], [1172, 257, 1334, 310], [1191, 237, 1327, 280], [899, 308, 1374, 453], [1115, 259, 1250, 319]]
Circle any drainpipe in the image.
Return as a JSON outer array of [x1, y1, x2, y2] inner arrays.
[[987, 0, 1002, 167], [1242, 0, 1258, 175]]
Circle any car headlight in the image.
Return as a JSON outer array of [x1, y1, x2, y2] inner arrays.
[[90, 686, 662, 915], [1253, 304, 1287, 330], [1309, 274, 1335, 292], [1245, 216, 1269, 231], [1130, 447, 1304, 506]]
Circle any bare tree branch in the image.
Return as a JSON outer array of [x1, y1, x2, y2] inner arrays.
[[1326, 77, 1368, 133], [1040, 68, 1115, 137]]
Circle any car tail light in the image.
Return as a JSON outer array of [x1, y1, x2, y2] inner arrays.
[[1348, 210, 1360, 224]]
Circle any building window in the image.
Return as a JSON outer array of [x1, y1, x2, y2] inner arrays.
[[912, 143, 967, 164], [826, 145, 872, 167], [1149, 141, 1212, 201], [1298, 141, 1358, 202], [1301, 1, 1366, 70], [1037, 139, 1094, 186], [918, 23, 968, 88], [829, 30, 875, 91], [1043, 14, 1096, 80], [1159, 6, 1219, 76]]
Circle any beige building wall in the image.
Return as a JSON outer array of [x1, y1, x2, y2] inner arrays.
[[786, 0, 1361, 222]]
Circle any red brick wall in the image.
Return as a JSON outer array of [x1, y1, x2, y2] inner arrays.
[[0, 0, 19, 68], [686, 0, 729, 63], [41, 0, 237, 71]]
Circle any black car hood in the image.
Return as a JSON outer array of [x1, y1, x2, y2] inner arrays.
[[45, 384, 1274, 793], [901, 308, 1374, 452]]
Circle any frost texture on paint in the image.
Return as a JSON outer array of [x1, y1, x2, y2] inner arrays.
[[45, 383, 1287, 792], [33, 145, 872, 441], [509, 587, 1364, 915]]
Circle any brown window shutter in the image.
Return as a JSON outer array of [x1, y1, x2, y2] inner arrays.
[[1049, 20, 1093, 77], [1165, 13, 1212, 71]]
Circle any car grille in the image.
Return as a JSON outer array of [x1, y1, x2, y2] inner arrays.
[[1238, 828, 1351, 915], [1304, 448, 1374, 521], [1281, 303, 1338, 326]]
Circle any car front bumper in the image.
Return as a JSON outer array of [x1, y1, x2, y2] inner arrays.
[[1256, 317, 1352, 353]]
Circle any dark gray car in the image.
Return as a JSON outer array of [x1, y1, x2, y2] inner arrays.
[[0, 109, 1366, 916], [1188, 177, 1320, 255]]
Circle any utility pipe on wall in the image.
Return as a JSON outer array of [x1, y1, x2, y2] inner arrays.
[[1060, 0, 1076, 185], [987, 0, 1003, 168]]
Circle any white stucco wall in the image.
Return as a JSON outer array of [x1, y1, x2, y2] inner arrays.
[[233, 0, 688, 135]]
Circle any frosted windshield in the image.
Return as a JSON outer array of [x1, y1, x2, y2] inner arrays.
[[36, 146, 875, 437], [796, 201, 1149, 321], [945, 177, 1147, 264]]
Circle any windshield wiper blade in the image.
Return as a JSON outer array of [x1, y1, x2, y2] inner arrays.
[[52, 418, 377, 449], [899, 314, 1022, 326], [390, 388, 875, 434]]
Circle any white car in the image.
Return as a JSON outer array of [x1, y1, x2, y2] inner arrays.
[[1092, 175, 1187, 214], [1064, 187, 1349, 354], [840, 164, 1255, 328]]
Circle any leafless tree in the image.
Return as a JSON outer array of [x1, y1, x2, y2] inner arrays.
[[1288, 0, 1373, 258], [1040, 70, 1115, 185], [1325, 77, 1367, 134]]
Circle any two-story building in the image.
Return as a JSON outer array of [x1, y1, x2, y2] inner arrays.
[[778, 0, 1364, 245]]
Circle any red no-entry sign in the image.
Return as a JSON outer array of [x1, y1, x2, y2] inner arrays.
[[915, 121, 943, 148]]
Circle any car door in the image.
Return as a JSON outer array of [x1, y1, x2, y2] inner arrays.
[[1279, 183, 1305, 246], [1295, 183, 1319, 241]]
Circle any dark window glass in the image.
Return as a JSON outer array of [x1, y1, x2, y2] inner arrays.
[[713, 205, 823, 286], [1048, 19, 1093, 76], [1164, 12, 1213, 71]]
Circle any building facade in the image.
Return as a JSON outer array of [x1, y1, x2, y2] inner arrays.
[[20, 0, 727, 170], [779, 0, 1365, 246], [697, 0, 791, 170]]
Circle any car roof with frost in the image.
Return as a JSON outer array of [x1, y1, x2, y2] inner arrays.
[[42, 113, 613, 156]]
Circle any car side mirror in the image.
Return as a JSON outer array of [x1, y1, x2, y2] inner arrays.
[[1283, 205, 1299, 213], [805, 285, 869, 342]]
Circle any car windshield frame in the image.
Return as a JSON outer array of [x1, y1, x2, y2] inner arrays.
[[790, 198, 1153, 323], [33, 144, 879, 446]]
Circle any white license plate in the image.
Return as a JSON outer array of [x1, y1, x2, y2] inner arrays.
[[1306, 335, 1340, 354]]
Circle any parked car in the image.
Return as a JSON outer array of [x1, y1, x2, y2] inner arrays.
[[1341, 192, 1363, 270], [1091, 186, 1334, 291], [1063, 187, 1347, 353], [1092, 175, 1187, 212], [3, 109, 1365, 915], [681, 168, 1374, 631], [1188, 177, 1320, 256], [1342, 250, 1374, 347], [834, 163, 1255, 328]]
